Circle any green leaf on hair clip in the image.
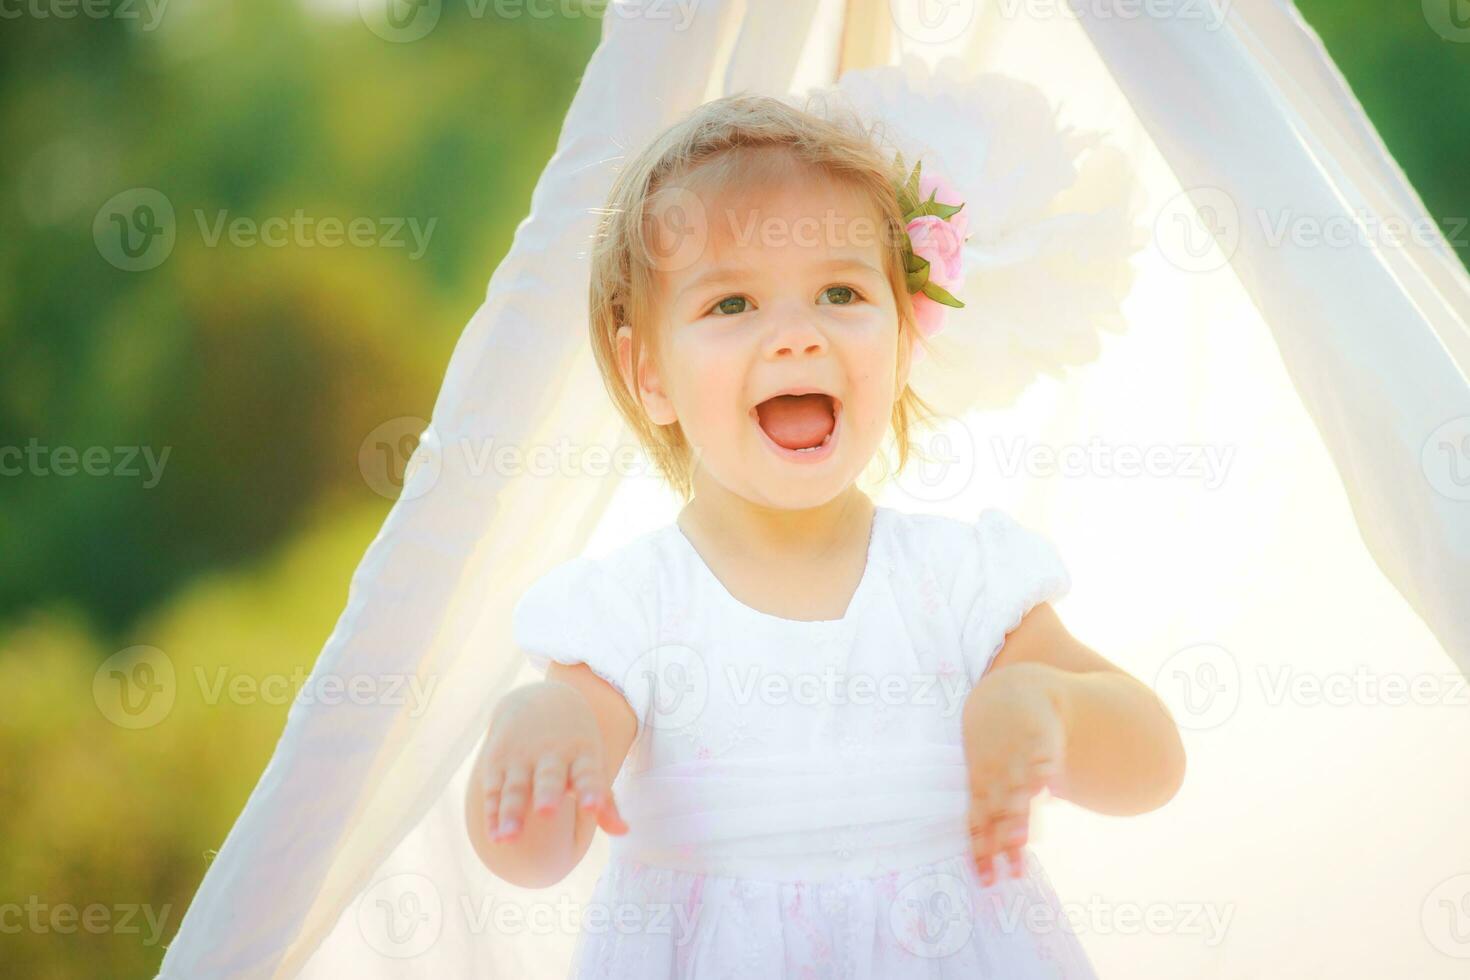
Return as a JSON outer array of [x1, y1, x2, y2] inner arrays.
[[920, 280, 965, 309], [904, 251, 931, 293], [893, 151, 925, 218], [912, 195, 965, 222]]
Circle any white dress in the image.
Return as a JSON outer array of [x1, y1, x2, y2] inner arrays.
[[512, 504, 1098, 979]]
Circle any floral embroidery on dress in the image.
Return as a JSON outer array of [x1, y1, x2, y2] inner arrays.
[[917, 563, 945, 617]]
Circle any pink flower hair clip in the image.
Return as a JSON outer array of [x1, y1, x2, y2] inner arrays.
[[893, 152, 968, 355]]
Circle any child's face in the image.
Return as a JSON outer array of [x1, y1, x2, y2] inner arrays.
[[619, 168, 909, 510]]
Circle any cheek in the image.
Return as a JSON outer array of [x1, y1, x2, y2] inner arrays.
[[846, 319, 902, 410], [668, 335, 747, 430]]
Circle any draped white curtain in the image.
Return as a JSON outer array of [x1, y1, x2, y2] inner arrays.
[[156, 1, 1470, 977]]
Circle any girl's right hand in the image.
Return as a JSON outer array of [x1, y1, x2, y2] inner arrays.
[[478, 679, 629, 843]]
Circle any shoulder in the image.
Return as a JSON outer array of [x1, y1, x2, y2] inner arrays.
[[863, 505, 1075, 683], [511, 526, 679, 737], [513, 523, 669, 619], [878, 504, 968, 567], [884, 503, 1071, 628], [882, 504, 1061, 580]]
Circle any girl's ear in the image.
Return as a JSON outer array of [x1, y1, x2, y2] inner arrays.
[[616, 324, 677, 426]]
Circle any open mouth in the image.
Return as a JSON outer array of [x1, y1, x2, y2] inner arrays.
[[752, 391, 839, 457]]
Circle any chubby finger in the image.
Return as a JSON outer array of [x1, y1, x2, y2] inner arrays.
[[496, 765, 531, 840], [566, 753, 628, 835], [992, 810, 1030, 879], [531, 753, 570, 815], [594, 791, 629, 836], [1002, 842, 1026, 879], [973, 796, 1032, 883], [969, 773, 1004, 826], [968, 777, 1003, 835], [482, 766, 505, 836], [569, 753, 606, 811], [968, 808, 1000, 886]]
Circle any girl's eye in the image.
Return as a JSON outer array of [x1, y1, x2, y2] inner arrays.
[[711, 295, 749, 316], [707, 285, 863, 317], [818, 285, 861, 306]]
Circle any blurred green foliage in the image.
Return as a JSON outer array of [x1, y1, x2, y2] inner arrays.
[[1295, 0, 1470, 245], [0, 1, 1465, 976], [0, 0, 599, 632], [1, 2, 600, 976]]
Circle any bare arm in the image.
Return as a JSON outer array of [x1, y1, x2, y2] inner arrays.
[[463, 662, 639, 888], [962, 602, 1186, 884], [983, 602, 1186, 816]]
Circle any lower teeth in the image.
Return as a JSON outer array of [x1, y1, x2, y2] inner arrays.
[[794, 433, 831, 453]]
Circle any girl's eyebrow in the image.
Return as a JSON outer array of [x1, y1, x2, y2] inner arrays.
[[677, 256, 883, 302]]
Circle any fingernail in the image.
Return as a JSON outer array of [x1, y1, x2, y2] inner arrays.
[[580, 791, 601, 809], [498, 817, 520, 837]]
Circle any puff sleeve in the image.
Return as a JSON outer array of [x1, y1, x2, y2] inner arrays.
[[511, 555, 656, 735], [953, 508, 1073, 683]]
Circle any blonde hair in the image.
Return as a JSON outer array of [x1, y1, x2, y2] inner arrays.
[[588, 91, 940, 501]]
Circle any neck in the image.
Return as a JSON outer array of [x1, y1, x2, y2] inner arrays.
[[677, 479, 874, 563]]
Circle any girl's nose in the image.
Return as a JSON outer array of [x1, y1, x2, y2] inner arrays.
[[763, 306, 828, 359]]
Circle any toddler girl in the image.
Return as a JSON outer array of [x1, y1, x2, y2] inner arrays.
[[464, 93, 1185, 978]]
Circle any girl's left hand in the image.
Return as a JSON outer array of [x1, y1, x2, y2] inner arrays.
[[961, 662, 1069, 886]]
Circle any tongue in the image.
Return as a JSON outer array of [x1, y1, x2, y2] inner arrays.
[[756, 394, 835, 450]]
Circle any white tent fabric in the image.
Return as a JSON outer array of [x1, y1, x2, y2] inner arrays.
[[156, 1, 1470, 977]]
